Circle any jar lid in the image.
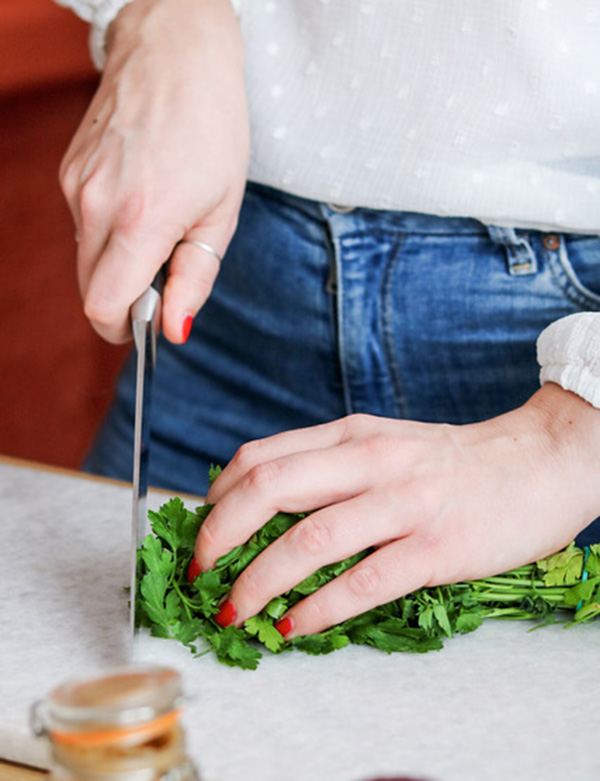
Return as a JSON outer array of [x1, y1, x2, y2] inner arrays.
[[32, 665, 183, 738]]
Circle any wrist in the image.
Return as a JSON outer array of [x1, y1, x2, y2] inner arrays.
[[526, 383, 600, 521], [104, 0, 243, 70]]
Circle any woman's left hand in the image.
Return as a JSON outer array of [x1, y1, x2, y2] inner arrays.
[[193, 383, 600, 638]]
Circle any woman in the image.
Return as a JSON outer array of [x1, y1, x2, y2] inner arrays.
[[56, 0, 600, 639]]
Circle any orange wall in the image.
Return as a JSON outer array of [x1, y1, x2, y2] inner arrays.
[[0, 1, 129, 469], [0, 0, 96, 95]]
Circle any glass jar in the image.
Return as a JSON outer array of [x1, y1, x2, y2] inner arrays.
[[31, 664, 200, 781]]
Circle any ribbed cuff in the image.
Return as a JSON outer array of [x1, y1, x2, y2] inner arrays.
[[89, 0, 136, 68], [537, 312, 600, 409]]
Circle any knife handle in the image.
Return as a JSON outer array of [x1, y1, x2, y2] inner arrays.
[[130, 266, 167, 325]]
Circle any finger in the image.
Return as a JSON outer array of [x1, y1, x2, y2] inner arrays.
[[62, 149, 147, 328], [223, 492, 409, 626], [74, 167, 117, 298], [83, 227, 177, 343], [206, 416, 358, 503], [60, 148, 109, 276], [161, 228, 226, 344], [196, 438, 373, 571], [277, 535, 432, 638], [59, 156, 83, 235]]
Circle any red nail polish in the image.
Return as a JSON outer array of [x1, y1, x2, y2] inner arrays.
[[187, 557, 201, 584], [215, 599, 236, 628], [182, 315, 193, 343], [275, 616, 293, 638]]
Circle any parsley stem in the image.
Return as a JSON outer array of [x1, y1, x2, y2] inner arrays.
[[481, 608, 547, 620], [469, 590, 566, 604], [172, 580, 193, 621]]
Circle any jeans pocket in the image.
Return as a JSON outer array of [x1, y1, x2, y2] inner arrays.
[[545, 233, 600, 310]]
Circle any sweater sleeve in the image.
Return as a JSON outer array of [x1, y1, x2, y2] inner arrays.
[[54, 0, 243, 69], [537, 312, 600, 409]]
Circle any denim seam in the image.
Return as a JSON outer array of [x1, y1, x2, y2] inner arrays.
[[336, 227, 483, 242], [545, 237, 600, 312], [330, 233, 355, 416], [381, 231, 408, 418]]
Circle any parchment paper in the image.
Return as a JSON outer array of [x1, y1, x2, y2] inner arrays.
[[1, 461, 598, 781]]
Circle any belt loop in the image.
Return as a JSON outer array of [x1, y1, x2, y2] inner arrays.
[[486, 225, 538, 276]]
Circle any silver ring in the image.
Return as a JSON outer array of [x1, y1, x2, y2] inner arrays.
[[178, 239, 223, 264]]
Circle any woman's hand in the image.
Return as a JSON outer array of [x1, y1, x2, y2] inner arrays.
[[193, 383, 600, 638], [60, 0, 249, 344]]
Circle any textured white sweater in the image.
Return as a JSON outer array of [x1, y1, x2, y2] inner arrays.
[[55, 0, 600, 409]]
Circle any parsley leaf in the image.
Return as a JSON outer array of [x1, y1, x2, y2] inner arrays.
[[135, 475, 599, 669], [244, 614, 285, 653], [537, 543, 583, 586], [204, 624, 262, 670], [192, 570, 229, 616], [291, 628, 349, 655]]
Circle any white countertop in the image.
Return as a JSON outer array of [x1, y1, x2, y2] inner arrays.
[[1, 458, 599, 781]]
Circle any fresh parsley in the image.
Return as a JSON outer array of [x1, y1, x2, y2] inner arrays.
[[136, 474, 599, 669]]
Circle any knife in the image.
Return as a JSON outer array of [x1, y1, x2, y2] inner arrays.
[[130, 269, 165, 642]]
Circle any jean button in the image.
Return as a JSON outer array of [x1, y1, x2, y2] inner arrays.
[[327, 203, 355, 214], [542, 233, 560, 251]]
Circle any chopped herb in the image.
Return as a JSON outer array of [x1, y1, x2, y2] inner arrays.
[[136, 475, 599, 669]]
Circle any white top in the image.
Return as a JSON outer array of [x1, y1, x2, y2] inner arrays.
[[538, 313, 600, 408], [57, 0, 600, 233], [240, 1, 600, 235], [55, 0, 600, 409]]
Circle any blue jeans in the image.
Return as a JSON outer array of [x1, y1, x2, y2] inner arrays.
[[87, 183, 600, 544]]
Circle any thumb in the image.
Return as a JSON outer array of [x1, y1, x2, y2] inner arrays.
[[161, 226, 229, 344]]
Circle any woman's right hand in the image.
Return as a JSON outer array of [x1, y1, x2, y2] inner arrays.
[[60, 0, 249, 344]]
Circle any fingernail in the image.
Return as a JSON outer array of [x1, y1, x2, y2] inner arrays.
[[182, 315, 194, 343], [275, 616, 293, 638], [215, 598, 236, 628], [187, 557, 201, 584]]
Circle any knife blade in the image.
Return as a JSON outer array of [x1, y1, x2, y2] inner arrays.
[[130, 270, 165, 642]]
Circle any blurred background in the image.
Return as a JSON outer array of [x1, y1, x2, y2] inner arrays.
[[0, 0, 128, 469]]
